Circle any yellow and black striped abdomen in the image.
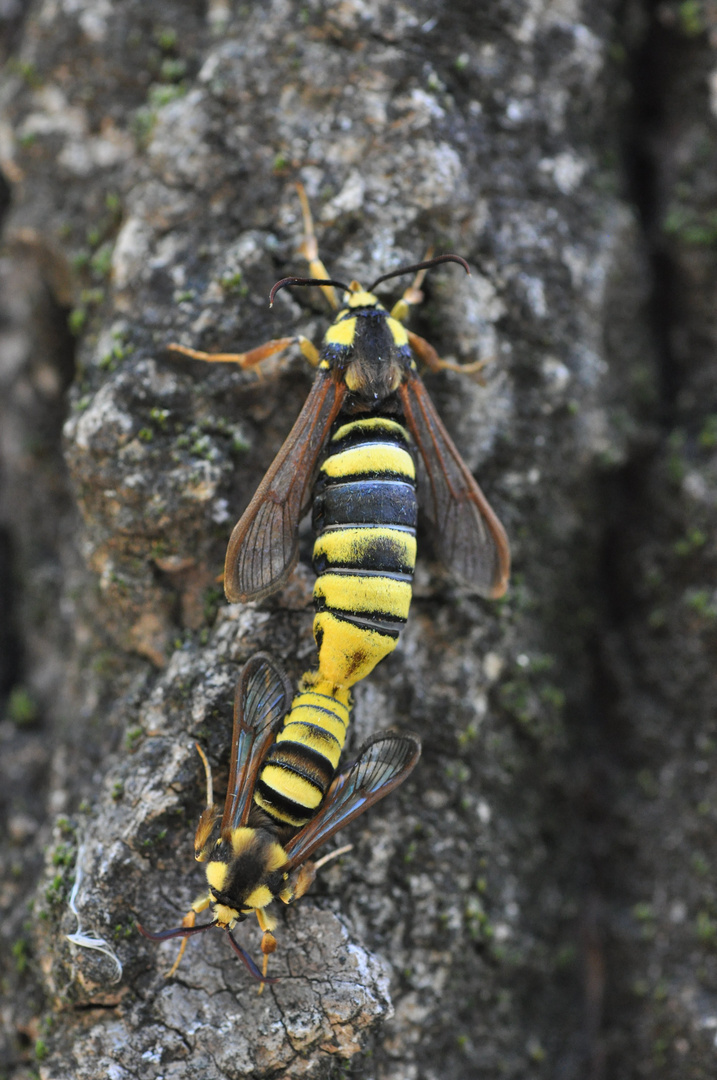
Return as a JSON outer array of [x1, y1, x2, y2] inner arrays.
[[253, 689, 350, 827], [310, 416, 418, 689]]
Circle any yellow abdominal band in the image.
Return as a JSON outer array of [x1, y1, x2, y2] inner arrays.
[[253, 690, 350, 826]]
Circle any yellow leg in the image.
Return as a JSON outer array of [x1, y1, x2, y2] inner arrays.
[[296, 182, 339, 310], [407, 329, 489, 378], [298, 337, 321, 367], [389, 249, 434, 321], [165, 894, 211, 978]]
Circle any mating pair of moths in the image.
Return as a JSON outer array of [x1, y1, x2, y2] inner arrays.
[[139, 189, 510, 983]]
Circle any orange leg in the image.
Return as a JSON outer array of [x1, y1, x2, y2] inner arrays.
[[168, 184, 339, 372], [167, 334, 320, 371], [407, 329, 489, 379], [388, 252, 489, 378], [289, 862, 318, 902], [256, 908, 278, 994], [283, 844, 353, 910], [258, 931, 277, 994]]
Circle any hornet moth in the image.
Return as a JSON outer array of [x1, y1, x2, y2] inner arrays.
[[138, 653, 420, 982]]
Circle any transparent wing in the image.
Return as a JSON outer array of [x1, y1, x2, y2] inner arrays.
[[399, 371, 510, 597], [224, 370, 346, 602], [284, 734, 421, 867], [221, 653, 293, 833]]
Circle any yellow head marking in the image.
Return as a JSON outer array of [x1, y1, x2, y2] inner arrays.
[[347, 289, 380, 308], [244, 885, 273, 911], [206, 860, 229, 893]]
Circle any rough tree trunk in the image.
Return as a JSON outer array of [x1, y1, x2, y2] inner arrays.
[[1, 1, 717, 1078]]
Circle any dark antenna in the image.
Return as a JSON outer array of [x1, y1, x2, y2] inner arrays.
[[137, 919, 278, 983], [226, 930, 280, 983], [368, 253, 470, 292], [137, 919, 217, 942], [269, 276, 350, 306]]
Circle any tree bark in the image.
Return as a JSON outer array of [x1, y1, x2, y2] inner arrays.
[[2, 1, 717, 1078]]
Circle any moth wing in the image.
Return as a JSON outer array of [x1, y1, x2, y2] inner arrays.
[[221, 652, 293, 833], [399, 371, 510, 597], [284, 734, 421, 867], [224, 370, 346, 602]]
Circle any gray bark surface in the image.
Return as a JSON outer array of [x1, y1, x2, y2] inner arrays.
[[1, 1, 716, 1078]]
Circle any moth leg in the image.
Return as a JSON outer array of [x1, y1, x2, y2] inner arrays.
[[256, 908, 278, 992], [297, 337, 321, 367], [312, 843, 353, 872], [391, 247, 489, 376], [166, 894, 211, 978], [296, 182, 339, 310], [389, 250, 434, 321], [407, 328, 489, 378], [166, 333, 321, 378], [281, 844, 353, 912], [167, 332, 321, 372], [288, 862, 318, 903]]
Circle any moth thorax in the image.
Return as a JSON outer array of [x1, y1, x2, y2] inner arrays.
[[206, 827, 289, 913], [344, 354, 403, 397]]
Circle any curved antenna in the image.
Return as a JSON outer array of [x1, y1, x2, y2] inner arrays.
[[226, 930, 280, 984], [136, 919, 217, 942], [368, 254, 470, 292], [269, 276, 350, 306]]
